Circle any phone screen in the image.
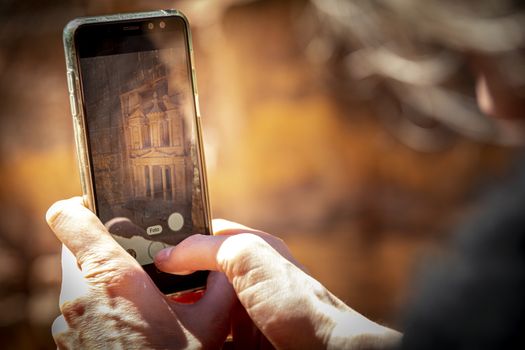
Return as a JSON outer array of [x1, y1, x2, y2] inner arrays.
[[74, 16, 208, 293]]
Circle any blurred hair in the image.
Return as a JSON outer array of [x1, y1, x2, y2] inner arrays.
[[301, 0, 525, 149]]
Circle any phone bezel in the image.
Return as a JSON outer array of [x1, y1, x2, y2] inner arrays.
[[63, 10, 212, 295]]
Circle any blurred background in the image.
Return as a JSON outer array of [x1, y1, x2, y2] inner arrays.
[[0, 0, 523, 348]]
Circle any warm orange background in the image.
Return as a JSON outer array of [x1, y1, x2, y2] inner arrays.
[[0, 1, 516, 348]]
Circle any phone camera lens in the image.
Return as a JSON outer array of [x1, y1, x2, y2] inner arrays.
[[159, 21, 166, 29], [148, 22, 154, 30]]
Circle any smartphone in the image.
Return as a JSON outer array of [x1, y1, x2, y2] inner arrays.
[[63, 10, 211, 295]]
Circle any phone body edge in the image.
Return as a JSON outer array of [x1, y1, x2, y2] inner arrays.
[[62, 9, 212, 295]]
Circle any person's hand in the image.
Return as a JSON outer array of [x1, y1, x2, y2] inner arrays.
[[155, 219, 402, 350], [46, 197, 235, 349]]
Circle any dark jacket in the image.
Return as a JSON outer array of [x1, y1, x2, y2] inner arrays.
[[402, 161, 525, 349]]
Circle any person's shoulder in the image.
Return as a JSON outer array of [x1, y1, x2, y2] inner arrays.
[[457, 157, 525, 259], [401, 156, 525, 350]]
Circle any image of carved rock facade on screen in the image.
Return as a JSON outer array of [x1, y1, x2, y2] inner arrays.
[[81, 47, 205, 264]]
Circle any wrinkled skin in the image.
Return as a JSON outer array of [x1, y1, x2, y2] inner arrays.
[[47, 197, 235, 349], [154, 220, 401, 350], [48, 198, 400, 349]]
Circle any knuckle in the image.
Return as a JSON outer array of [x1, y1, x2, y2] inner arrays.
[[60, 300, 86, 326], [227, 233, 267, 258], [218, 233, 270, 277], [79, 249, 142, 289]]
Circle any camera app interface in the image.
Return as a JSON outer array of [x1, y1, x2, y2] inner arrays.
[[78, 19, 206, 265]]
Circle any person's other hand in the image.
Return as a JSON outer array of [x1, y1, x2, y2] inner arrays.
[[46, 197, 235, 349], [155, 219, 402, 350]]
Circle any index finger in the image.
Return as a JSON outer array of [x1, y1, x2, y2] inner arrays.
[[153, 219, 266, 276], [154, 234, 226, 274], [154, 232, 287, 282]]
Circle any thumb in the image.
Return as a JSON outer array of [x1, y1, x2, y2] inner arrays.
[[46, 197, 141, 287]]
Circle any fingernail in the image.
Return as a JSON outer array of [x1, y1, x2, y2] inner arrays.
[[155, 247, 173, 264]]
